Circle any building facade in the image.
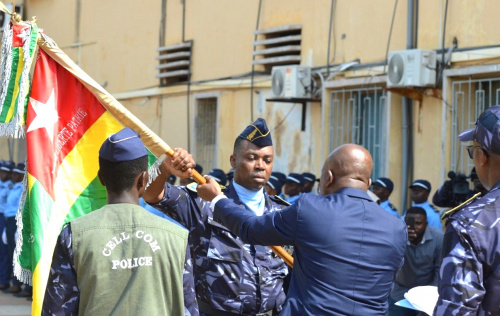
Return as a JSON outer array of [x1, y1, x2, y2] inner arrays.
[[1, 0, 499, 211]]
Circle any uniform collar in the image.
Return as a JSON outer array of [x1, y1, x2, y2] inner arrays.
[[225, 182, 273, 209], [336, 187, 373, 202], [412, 201, 430, 207]]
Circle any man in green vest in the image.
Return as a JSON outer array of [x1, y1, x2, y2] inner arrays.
[[42, 127, 198, 316]]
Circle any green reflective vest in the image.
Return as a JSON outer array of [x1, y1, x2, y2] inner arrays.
[[71, 203, 188, 315]]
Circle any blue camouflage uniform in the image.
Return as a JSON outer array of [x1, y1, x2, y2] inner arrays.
[[434, 182, 500, 315], [0, 176, 12, 287], [150, 182, 289, 315]]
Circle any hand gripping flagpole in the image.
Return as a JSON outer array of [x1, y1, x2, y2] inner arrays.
[[36, 34, 294, 268]]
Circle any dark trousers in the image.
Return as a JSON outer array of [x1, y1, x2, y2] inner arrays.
[[5, 216, 21, 286], [0, 215, 9, 285]]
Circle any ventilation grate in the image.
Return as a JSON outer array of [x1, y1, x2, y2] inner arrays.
[[252, 24, 302, 72], [156, 41, 192, 86]]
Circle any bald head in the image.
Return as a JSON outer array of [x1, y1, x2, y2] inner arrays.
[[319, 144, 373, 195]]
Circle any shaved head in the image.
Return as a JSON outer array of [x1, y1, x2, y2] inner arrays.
[[319, 144, 373, 195]]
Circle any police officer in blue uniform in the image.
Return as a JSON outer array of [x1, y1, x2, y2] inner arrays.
[[301, 172, 317, 194], [372, 177, 400, 218], [283, 173, 304, 204], [408, 180, 442, 229], [197, 143, 407, 316], [0, 160, 13, 290], [144, 118, 289, 316], [434, 106, 500, 315]]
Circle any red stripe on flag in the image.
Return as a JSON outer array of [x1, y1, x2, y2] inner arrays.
[[12, 24, 26, 47], [26, 50, 106, 199]]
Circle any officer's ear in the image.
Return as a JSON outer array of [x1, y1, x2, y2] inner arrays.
[[230, 154, 236, 169], [327, 170, 334, 186], [136, 171, 148, 195], [98, 170, 105, 187]]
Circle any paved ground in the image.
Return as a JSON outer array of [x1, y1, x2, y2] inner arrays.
[[0, 289, 31, 316]]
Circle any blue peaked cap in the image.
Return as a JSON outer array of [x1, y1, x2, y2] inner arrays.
[[373, 177, 394, 193], [99, 128, 148, 162], [238, 118, 272, 147], [286, 173, 305, 186], [209, 168, 227, 186], [267, 177, 282, 196], [458, 105, 500, 155], [0, 160, 14, 172], [12, 162, 25, 174]]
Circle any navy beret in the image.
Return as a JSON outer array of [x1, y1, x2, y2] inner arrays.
[[99, 128, 147, 162], [238, 118, 272, 147]]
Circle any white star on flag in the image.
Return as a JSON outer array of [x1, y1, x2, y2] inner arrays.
[[27, 89, 59, 142]]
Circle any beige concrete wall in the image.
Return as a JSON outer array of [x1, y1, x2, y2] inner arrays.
[[388, 93, 403, 210], [411, 96, 444, 205], [2, 0, 498, 201]]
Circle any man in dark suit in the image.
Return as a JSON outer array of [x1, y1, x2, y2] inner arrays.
[[197, 143, 408, 315]]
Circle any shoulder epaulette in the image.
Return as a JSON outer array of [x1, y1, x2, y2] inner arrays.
[[430, 204, 439, 212], [389, 202, 398, 212], [270, 194, 291, 206], [186, 182, 226, 193], [186, 182, 198, 192], [441, 192, 482, 220]]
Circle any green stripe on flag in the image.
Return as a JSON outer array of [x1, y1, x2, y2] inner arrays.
[[18, 180, 54, 272], [0, 47, 20, 122], [64, 177, 108, 222]]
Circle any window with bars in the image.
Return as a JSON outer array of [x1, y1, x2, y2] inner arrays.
[[329, 86, 388, 180], [450, 77, 500, 173], [194, 97, 218, 171]]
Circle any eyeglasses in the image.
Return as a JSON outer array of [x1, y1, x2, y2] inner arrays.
[[466, 145, 489, 159]]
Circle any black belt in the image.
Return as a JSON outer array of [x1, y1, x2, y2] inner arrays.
[[198, 300, 274, 316]]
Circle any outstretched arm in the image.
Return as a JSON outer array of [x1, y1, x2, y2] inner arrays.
[[143, 148, 196, 204], [197, 176, 297, 246]]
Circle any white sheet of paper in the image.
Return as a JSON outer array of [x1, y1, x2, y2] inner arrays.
[[403, 285, 439, 315]]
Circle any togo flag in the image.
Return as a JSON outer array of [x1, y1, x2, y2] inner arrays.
[[14, 35, 169, 315]]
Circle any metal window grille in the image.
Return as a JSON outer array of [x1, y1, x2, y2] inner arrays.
[[195, 97, 217, 171], [329, 86, 388, 180], [450, 77, 500, 173]]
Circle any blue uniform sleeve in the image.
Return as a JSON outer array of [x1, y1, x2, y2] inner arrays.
[[149, 184, 205, 229], [433, 221, 483, 315], [183, 245, 199, 316], [42, 224, 79, 316], [213, 197, 297, 246]]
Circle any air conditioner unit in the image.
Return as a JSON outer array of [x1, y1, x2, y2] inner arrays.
[[387, 49, 437, 88], [271, 65, 312, 98]]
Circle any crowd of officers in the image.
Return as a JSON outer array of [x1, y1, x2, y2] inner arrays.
[[0, 161, 32, 297]]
